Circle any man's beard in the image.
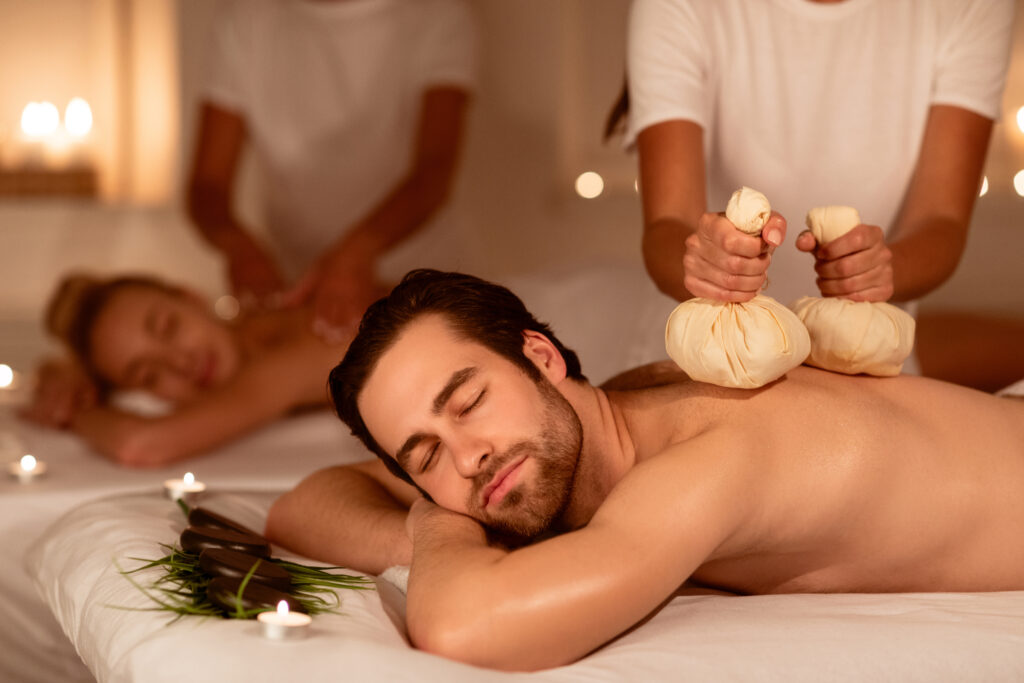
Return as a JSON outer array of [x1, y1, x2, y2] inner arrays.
[[466, 376, 583, 540]]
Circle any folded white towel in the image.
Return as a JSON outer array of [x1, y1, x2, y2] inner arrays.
[[997, 378, 1024, 398], [379, 564, 410, 594]]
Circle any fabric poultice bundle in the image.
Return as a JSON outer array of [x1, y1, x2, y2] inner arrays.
[[665, 187, 810, 389], [792, 207, 915, 376]]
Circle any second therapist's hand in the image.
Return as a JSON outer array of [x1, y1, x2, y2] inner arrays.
[[283, 247, 379, 344], [796, 223, 894, 302], [225, 238, 286, 310], [682, 211, 786, 302]]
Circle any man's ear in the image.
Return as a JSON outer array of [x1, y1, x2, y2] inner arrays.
[[521, 330, 567, 382]]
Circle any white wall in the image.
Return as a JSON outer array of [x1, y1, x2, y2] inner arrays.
[[0, 0, 1022, 324]]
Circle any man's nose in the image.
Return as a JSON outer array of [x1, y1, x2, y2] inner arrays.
[[449, 434, 490, 478]]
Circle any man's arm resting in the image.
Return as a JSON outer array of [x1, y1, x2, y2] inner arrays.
[[404, 436, 747, 671], [266, 460, 419, 574]]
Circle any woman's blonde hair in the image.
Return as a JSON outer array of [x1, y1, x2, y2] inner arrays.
[[45, 273, 177, 387]]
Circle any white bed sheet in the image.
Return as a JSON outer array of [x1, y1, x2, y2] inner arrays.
[[28, 490, 1024, 683]]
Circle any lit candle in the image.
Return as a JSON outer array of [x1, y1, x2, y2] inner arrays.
[[9, 454, 47, 484], [0, 364, 14, 389], [258, 600, 311, 640], [163, 471, 206, 502]]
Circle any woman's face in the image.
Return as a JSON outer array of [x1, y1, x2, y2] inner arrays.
[[88, 285, 242, 403]]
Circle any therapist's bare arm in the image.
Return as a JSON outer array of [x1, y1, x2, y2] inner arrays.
[[405, 430, 751, 671], [796, 105, 992, 302], [186, 101, 284, 303], [266, 460, 420, 574], [885, 105, 992, 302], [637, 120, 782, 303]]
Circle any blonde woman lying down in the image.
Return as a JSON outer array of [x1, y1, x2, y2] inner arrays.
[[22, 273, 377, 466]]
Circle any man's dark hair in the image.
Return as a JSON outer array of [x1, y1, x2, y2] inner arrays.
[[329, 269, 585, 487]]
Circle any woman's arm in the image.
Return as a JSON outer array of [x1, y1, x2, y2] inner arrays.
[[266, 460, 420, 574], [637, 120, 783, 303], [68, 332, 339, 466]]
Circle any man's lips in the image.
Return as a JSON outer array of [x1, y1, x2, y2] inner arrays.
[[481, 456, 526, 509]]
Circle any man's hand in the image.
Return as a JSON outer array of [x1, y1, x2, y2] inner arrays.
[[796, 223, 894, 301], [682, 211, 786, 302], [21, 359, 98, 428], [283, 245, 380, 344], [405, 497, 469, 541], [224, 236, 286, 310]]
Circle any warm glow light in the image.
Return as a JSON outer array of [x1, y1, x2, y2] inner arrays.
[[21, 101, 60, 138], [183, 472, 195, 485], [20, 455, 37, 473], [634, 178, 640, 194], [575, 171, 604, 199], [214, 295, 240, 321], [277, 600, 289, 617], [979, 176, 989, 197], [1014, 170, 1024, 197], [1017, 106, 1024, 135], [0, 364, 12, 388], [65, 98, 93, 137]]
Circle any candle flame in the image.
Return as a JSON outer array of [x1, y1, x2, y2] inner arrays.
[[20, 455, 37, 472], [0, 364, 12, 388], [183, 472, 194, 485], [277, 600, 289, 617]]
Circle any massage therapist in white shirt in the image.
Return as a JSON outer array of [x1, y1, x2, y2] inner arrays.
[[186, 0, 478, 342], [611, 0, 1012, 342]]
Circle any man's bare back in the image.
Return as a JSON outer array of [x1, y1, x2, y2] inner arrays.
[[617, 367, 1024, 595]]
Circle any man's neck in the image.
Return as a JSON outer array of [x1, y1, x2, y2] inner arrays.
[[556, 383, 638, 530]]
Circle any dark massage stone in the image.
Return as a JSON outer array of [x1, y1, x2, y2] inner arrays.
[[188, 507, 260, 537], [206, 576, 306, 615], [180, 525, 271, 558], [198, 548, 292, 591]]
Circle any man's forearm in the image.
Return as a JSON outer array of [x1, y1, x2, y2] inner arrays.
[[265, 464, 414, 574]]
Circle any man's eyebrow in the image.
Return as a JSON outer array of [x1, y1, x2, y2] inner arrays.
[[431, 367, 477, 416], [395, 433, 426, 470], [393, 367, 478, 470]]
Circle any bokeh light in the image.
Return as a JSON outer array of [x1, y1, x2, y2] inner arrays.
[[575, 171, 604, 199]]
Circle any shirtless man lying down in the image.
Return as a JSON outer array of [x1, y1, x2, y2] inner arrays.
[[266, 269, 1024, 672]]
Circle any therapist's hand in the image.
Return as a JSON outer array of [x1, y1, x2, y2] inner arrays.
[[282, 244, 380, 344], [224, 236, 286, 310], [796, 223, 894, 302], [682, 211, 786, 302]]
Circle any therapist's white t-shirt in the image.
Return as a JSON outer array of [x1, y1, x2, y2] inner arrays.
[[625, 0, 1012, 309], [205, 0, 479, 280]]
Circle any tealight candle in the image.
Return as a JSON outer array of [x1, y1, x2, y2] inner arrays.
[[163, 471, 206, 502], [258, 600, 311, 640], [0, 364, 14, 389], [9, 454, 47, 484]]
